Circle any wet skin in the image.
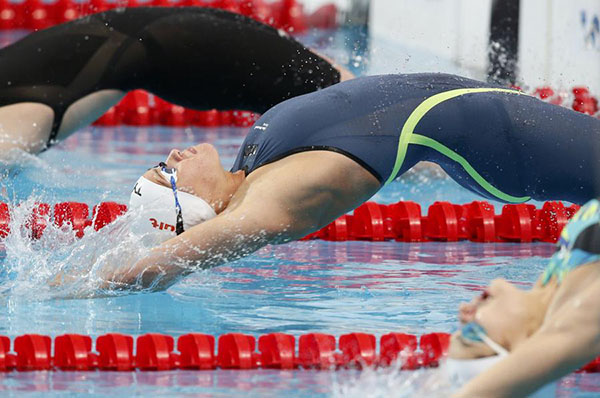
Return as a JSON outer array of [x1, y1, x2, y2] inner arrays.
[[450, 277, 557, 359], [110, 142, 381, 289], [453, 261, 600, 397]]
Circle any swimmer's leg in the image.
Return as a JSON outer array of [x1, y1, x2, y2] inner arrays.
[[389, 143, 432, 182], [388, 124, 525, 202], [0, 103, 54, 156], [414, 92, 600, 204], [54, 89, 125, 141], [0, 90, 125, 159]]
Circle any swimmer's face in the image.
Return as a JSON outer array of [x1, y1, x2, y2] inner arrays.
[[449, 278, 551, 359], [143, 143, 245, 212]]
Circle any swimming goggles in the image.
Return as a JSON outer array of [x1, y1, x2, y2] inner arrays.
[[460, 322, 509, 357], [156, 162, 185, 235]]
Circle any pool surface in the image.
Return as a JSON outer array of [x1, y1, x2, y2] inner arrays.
[[0, 28, 598, 398]]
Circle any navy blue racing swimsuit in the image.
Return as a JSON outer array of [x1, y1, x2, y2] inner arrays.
[[231, 73, 600, 205]]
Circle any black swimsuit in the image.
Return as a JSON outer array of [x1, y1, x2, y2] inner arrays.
[[0, 7, 340, 145], [232, 74, 600, 204]]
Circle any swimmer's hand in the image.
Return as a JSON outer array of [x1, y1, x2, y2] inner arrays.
[[46, 256, 180, 294], [48, 270, 77, 287], [96, 246, 189, 292], [47, 268, 105, 298], [96, 202, 294, 292]]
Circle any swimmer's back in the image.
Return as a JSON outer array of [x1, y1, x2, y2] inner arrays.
[[233, 73, 600, 204]]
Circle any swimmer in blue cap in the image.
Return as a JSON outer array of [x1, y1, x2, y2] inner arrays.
[[0, 7, 347, 157], [445, 198, 600, 397]]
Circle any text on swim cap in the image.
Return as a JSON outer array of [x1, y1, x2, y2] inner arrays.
[[133, 182, 142, 197], [149, 218, 175, 232]]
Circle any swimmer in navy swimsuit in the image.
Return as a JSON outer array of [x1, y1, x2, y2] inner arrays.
[[114, 72, 600, 289], [0, 7, 342, 155], [232, 73, 600, 205]]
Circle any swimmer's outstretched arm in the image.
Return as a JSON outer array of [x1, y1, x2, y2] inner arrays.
[[103, 200, 300, 291], [102, 151, 380, 291], [454, 266, 600, 397]]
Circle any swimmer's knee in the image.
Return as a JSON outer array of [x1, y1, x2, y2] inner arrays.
[[0, 102, 55, 155]]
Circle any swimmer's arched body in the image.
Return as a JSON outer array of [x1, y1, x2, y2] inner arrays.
[[447, 198, 600, 397], [234, 73, 600, 204], [0, 7, 344, 155], [112, 72, 600, 287]]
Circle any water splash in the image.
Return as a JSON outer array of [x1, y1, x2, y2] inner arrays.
[[0, 148, 61, 184], [0, 198, 156, 300], [332, 362, 455, 398]]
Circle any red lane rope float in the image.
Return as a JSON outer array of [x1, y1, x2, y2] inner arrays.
[[1, 332, 599, 372], [0, 201, 127, 240], [87, 84, 600, 128], [93, 91, 263, 128], [305, 200, 580, 244], [0, 200, 580, 243], [0, 332, 449, 371], [532, 86, 600, 116], [0, 0, 317, 33]]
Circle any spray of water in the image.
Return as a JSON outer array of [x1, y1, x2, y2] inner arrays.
[[0, 198, 158, 300], [332, 359, 456, 398]]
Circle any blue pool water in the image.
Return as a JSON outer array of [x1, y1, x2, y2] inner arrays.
[[0, 28, 599, 398]]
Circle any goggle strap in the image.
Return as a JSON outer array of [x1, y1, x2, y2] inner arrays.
[[478, 332, 509, 357], [161, 165, 186, 236], [176, 210, 185, 235], [461, 322, 509, 357]]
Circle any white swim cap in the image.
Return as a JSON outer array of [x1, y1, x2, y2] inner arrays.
[[444, 356, 557, 398], [128, 175, 216, 241]]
